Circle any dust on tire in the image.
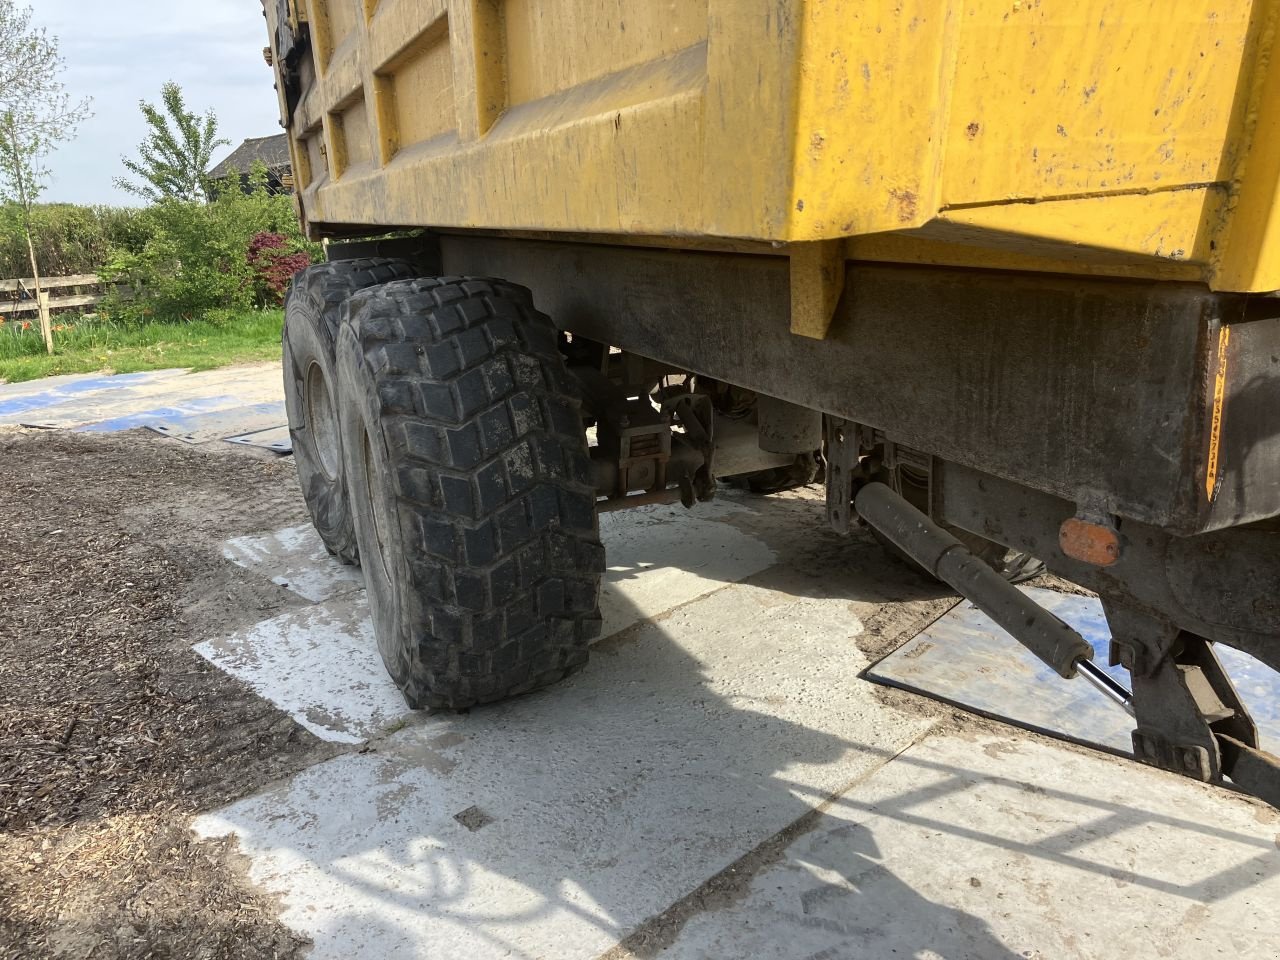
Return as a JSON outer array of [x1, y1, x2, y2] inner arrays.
[[336, 276, 604, 709]]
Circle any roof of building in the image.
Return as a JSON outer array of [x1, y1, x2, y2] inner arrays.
[[209, 134, 291, 179]]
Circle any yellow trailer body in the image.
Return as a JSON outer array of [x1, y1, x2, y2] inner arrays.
[[262, 1, 1280, 806], [266, 0, 1280, 292]]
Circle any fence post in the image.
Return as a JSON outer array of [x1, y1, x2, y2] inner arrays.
[[37, 291, 54, 353]]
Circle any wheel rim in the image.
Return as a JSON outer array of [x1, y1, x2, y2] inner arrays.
[[305, 360, 340, 481]]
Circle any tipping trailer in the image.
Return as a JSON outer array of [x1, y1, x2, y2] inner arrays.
[[261, 0, 1280, 807]]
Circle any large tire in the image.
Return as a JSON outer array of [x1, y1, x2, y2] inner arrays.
[[283, 258, 419, 563], [335, 276, 604, 709]]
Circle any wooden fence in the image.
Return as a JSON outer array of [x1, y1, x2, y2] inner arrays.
[[0, 274, 104, 317]]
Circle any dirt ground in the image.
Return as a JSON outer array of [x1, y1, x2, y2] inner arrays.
[[0, 428, 333, 960]]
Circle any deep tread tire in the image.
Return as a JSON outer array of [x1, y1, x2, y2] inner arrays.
[[283, 258, 419, 564], [335, 276, 604, 709]]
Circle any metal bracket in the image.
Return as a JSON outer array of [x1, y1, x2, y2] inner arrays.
[[1217, 735, 1280, 809], [662, 392, 716, 506], [1112, 608, 1274, 801], [825, 417, 859, 534], [789, 240, 845, 340], [1132, 729, 1214, 782], [1104, 602, 1181, 679]]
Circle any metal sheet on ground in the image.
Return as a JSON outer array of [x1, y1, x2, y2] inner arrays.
[[143, 402, 287, 444], [0, 370, 186, 418], [865, 586, 1280, 754], [69, 396, 248, 433], [223, 424, 292, 453]]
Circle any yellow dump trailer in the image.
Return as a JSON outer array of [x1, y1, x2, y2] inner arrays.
[[262, 1, 1280, 807]]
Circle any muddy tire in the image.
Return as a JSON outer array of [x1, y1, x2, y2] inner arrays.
[[335, 277, 604, 709], [283, 258, 419, 563]]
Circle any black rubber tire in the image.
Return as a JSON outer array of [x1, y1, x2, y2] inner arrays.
[[283, 258, 419, 564], [335, 276, 604, 709]]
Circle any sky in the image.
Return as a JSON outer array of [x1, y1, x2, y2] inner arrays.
[[34, 0, 282, 205]]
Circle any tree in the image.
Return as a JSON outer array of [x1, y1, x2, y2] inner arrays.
[[115, 82, 229, 204], [0, 1, 91, 353]]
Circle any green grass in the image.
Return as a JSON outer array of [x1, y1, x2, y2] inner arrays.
[[0, 309, 284, 383]]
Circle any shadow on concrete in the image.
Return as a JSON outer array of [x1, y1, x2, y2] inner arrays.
[[190, 489, 1279, 960]]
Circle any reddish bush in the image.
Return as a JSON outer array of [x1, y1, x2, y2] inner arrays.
[[248, 231, 311, 305]]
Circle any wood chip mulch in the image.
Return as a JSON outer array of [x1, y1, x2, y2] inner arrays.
[[0, 428, 332, 960]]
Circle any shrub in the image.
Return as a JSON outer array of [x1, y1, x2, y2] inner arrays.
[[0, 203, 153, 279], [100, 163, 320, 323], [248, 231, 312, 306]]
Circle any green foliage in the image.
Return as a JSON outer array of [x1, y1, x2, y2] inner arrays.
[[0, 0, 91, 350], [100, 163, 320, 323], [0, 308, 284, 382], [0, 202, 151, 278], [0, 2, 90, 213], [114, 82, 229, 203]]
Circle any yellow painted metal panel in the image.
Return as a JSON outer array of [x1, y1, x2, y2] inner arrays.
[[502, 0, 707, 106], [307, 0, 361, 72], [942, 0, 1258, 203], [333, 92, 373, 174], [937, 188, 1224, 267], [786, 0, 955, 238], [309, 82, 704, 235], [701, 0, 954, 240], [373, 16, 455, 159], [1211, 0, 1280, 291], [264, 0, 1280, 292]]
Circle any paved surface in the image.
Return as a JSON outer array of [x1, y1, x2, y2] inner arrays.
[[193, 495, 1280, 960], [0, 365, 287, 448]]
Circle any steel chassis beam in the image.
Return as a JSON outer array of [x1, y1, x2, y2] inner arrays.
[[437, 233, 1280, 536]]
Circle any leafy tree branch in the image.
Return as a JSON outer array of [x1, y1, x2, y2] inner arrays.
[[115, 82, 230, 204]]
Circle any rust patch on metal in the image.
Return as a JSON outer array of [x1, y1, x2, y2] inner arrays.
[[889, 188, 918, 223]]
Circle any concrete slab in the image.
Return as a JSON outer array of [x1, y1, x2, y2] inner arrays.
[[597, 497, 777, 635], [193, 594, 399, 744], [661, 730, 1280, 960], [223, 524, 364, 603], [192, 487, 1280, 960], [867, 587, 1280, 755], [204, 498, 782, 743], [194, 583, 931, 960], [221, 497, 776, 615]]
